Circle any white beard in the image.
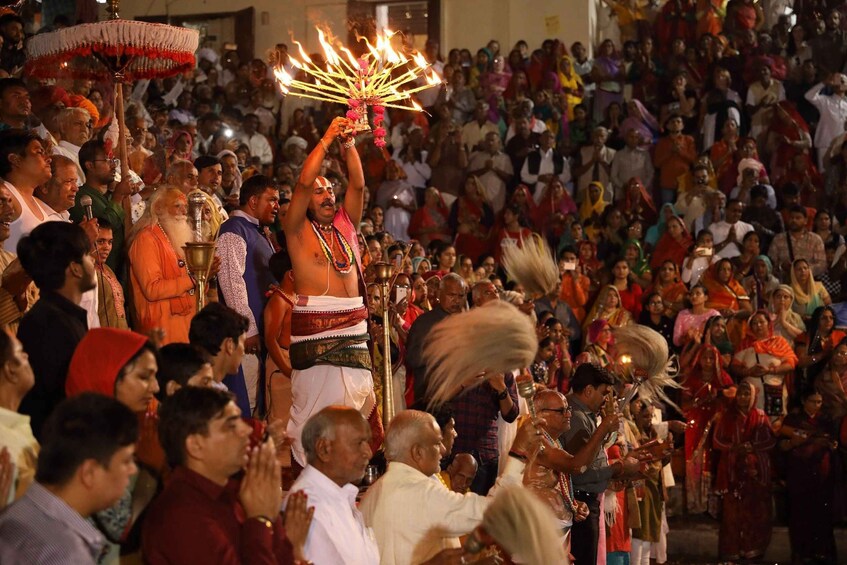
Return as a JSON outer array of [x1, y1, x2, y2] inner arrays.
[[160, 214, 193, 259]]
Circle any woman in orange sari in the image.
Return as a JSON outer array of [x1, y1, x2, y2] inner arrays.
[[731, 310, 798, 421], [703, 258, 753, 347], [583, 285, 633, 333], [703, 258, 752, 316], [646, 260, 688, 317]]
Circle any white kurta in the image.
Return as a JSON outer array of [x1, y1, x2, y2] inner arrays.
[[806, 82, 847, 171], [286, 465, 380, 565], [359, 461, 490, 565]]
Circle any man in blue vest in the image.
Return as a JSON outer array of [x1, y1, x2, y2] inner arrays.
[[216, 174, 280, 416]]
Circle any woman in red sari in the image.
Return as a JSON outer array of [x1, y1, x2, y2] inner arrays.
[[645, 260, 688, 317], [649, 215, 692, 271], [408, 186, 452, 248], [449, 175, 494, 263], [531, 177, 577, 237], [767, 101, 813, 181], [780, 389, 839, 565], [682, 344, 735, 514], [618, 177, 657, 226], [712, 380, 775, 563], [499, 184, 537, 229], [492, 204, 533, 264]]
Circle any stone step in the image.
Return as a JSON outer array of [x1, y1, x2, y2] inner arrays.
[[665, 516, 847, 563]]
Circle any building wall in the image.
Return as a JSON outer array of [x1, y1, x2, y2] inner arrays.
[[115, 0, 349, 58], [115, 0, 595, 59], [440, 0, 593, 54]]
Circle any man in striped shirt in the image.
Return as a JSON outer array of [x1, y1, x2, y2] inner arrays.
[[0, 393, 139, 563]]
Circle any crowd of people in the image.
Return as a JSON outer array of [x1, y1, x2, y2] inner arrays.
[[0, 0, 847, 564]]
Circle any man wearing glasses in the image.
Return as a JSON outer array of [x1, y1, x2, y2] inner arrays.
[[522, 388, 636, 559], [70, 139, 133, 278]]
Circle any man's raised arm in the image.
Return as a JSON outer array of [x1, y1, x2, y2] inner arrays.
[[341, 131, 366, 226], [284, 117, 349, 233]]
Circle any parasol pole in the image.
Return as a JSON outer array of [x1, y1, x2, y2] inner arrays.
[[114, 82, 129, 182]]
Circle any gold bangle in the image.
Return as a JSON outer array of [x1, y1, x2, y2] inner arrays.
[[319, 138, 330, 153], [251, 516, 274, 529]]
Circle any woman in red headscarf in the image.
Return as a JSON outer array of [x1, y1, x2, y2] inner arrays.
[[449, 175, 495, 263], [712, 380, 775, 563], [649, 215, 692, 271], [682, 344, 735, 513], [618, 177, 657, 226], [576, 318, 616, 368], [576, 239, 603, 297], [408, 187, 452, 248], [65, 328, 161, 558], [531, 177, 578, 236], [502, 184, 538, 228], [768, 101, 812, 179]]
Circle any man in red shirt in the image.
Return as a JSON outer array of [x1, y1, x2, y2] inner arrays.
[[142, 387, 312, 564]]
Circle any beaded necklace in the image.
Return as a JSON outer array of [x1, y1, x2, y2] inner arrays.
[[542, 429, 578, 514], [310, 220, 355, 274]]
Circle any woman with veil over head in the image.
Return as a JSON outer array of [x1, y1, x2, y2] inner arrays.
[[448, 176, 494, 264], [712, 381, 776, 563], [732, 310, 798, 421], [681, 344, 735, 514]]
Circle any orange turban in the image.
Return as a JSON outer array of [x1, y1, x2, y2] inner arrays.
[[68, 94, 100, 127]]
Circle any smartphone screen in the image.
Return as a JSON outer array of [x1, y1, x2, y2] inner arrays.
[[395, 286, 408, 304]]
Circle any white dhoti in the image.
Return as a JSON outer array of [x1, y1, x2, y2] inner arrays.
[[286, 295, 376, 466]]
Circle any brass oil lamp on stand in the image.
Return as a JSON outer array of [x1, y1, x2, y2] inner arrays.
[[183, 191, 216, 311], [373, 261, 395, 426]]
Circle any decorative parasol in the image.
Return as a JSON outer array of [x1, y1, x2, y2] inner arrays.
[[24, 0, 199, 180]]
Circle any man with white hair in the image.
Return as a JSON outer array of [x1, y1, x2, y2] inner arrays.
[[360, 409, 551, 565], [216, 149, 242, 210], [806, 73, 847, 171], [359, 410, 489, 565], [166, 159, 200, 195], [52, 107, 90, 184], [283, 136, 308, 169], [285, 406, 379, 564], [127, 187, 199, 344]]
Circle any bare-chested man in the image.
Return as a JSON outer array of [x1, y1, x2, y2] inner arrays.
[[284, 117, 378, 465]]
